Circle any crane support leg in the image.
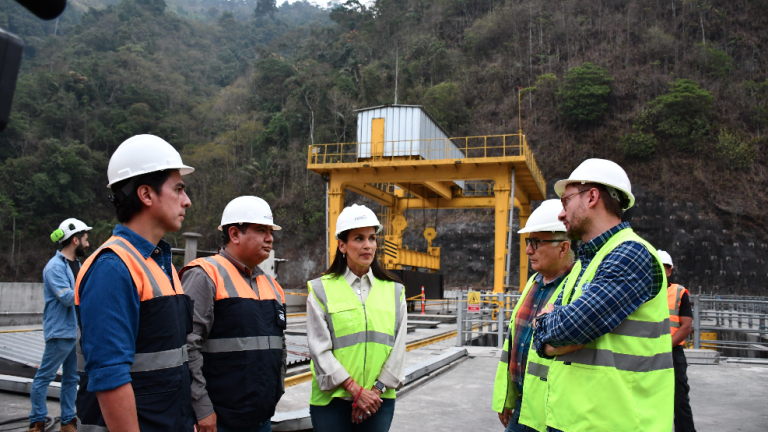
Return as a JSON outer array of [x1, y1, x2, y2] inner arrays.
[[493, 175, 512, 293], [518, 206, 531, 292], [328, 180, 346, 264]]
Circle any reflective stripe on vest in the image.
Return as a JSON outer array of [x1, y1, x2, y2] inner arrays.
[[308, 274, 402, 406], [75, 236, 183, 305], [202, 335, 283, 353], [77, 344, 188, 373], [544, 228, 674, 432], [189, 255, 285, 303], [76, 419, 107, 432]]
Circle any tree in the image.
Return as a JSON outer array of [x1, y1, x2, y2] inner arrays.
[[647, 79, 713, 151], [254, 0, 278, 18], [557, 63, 613, 128], [424, 82, 466, 132], [620, 131, 658, 159]]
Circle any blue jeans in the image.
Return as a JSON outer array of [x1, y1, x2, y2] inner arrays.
[[504, 396, 538, 432], [310, 398, 395, 432], [217, 419, 272, 432], [29, 338, 78, 424]]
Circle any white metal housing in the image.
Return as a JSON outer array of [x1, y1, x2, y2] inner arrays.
[[355, 105, 465, 161]]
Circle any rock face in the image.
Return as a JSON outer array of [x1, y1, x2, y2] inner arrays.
[[396, 186, 768, 295], [273, 186, 768, 296], [629, 187, 768, 296]]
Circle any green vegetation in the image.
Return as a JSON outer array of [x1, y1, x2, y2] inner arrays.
[[716, 129, 756, 170], [647, 79, 713, 152], [620, 132, 658, 159], [1, 0, 767, 282], [557, 63, 613, 128]]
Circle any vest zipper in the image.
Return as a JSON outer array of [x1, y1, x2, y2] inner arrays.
[[362, 302, 368, 388]]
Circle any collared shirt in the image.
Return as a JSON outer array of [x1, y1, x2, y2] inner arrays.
[[77, 224, 175, 393], [343, 266, 375, 303], [41, 250, 79, 340], [509, 272, 566, 393], [533, 222, 664, 358], [182, 248, 287, 420], [306, 267, 407, 393]]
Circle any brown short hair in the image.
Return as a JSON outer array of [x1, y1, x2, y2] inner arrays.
[[578, 183, 623, 219]]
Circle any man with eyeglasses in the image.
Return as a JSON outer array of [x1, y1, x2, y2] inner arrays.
[[532, 158, 674, 432], [492, 200, 574, 432]]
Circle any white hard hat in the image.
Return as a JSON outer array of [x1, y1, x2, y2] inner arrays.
[[518, 199, 567, 234], [554, 158, 635, 210], [218, 196, 281, 231], [107, 134, 194, 188], [335, 204, 382, 239], [657, 250, 674, 267], [51, 218, 92, 243]]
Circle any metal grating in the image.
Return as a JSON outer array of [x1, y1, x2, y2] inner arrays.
[[0, 330, 63, 375], [0, 330, 311, 376], [285, 334, 310, 366]]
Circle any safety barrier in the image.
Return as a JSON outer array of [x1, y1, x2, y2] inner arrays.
[[455, 292, 520, 348], [692, 295, 768, 356], [307, 134, 546, 195]]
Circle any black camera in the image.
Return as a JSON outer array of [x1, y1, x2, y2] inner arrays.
[[0, 1, 67, 132]]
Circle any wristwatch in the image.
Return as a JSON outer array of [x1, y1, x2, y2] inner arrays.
[[374, 380, 387, 393]]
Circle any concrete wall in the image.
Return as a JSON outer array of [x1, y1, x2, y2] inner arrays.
[[0, 283, 44, 326]]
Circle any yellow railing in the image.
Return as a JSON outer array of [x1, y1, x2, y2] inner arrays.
[[307, 134, 545, 196]]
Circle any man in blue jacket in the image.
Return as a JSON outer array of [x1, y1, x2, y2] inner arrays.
[[29, 218, 91, 432]]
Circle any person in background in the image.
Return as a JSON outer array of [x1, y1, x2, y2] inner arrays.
[[29, 218, 91, 432], [658, 250, 697, 432], [492, 200, 575, 432], [307, 204, 406, 432], [75, 134, 196, 431], [182, 196, 286, 432]]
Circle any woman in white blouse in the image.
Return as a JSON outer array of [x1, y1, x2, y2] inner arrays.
[[306, 204, 407, 432]]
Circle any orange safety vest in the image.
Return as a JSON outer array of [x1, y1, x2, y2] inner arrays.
[[667, 283, 689, 346], [184, 254, 285, 304], [75, 235, 195, 431], [181, 254, 286, 429]]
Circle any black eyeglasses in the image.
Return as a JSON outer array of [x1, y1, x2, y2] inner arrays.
[[525, 238, 563, 250], [560, 189, 590, 207]]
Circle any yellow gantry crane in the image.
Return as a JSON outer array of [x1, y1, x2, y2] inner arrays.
[[307, 105, 545, 292]]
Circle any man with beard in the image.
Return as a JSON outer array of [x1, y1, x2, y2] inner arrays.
[[181, 196, 286, 432], [532, 159, 673, 432], [29, 218, 91, 432]]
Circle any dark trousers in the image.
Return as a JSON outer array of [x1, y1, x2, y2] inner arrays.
[[310, 398, 395, 432], [673, 345, 697, 432]]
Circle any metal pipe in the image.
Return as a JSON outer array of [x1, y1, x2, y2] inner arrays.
[[692, 295, 701, 349], [504, 169, 515, 288], [456, 292, 464, 347], [497, 303, 505, 348]]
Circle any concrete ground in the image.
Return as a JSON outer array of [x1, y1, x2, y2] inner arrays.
[[687, 363, 768, 431], [389, 352, 768, 432], [0, 391, 60, 430]]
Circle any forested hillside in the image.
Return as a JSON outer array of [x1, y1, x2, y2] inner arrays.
[[1, 0, 767, 291]]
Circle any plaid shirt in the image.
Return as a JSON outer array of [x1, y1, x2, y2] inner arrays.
[[509, 272, 565, 393], [533, 222, 664, 358]]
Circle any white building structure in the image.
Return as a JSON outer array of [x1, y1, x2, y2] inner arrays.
[[355, 105, 465, 161]]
